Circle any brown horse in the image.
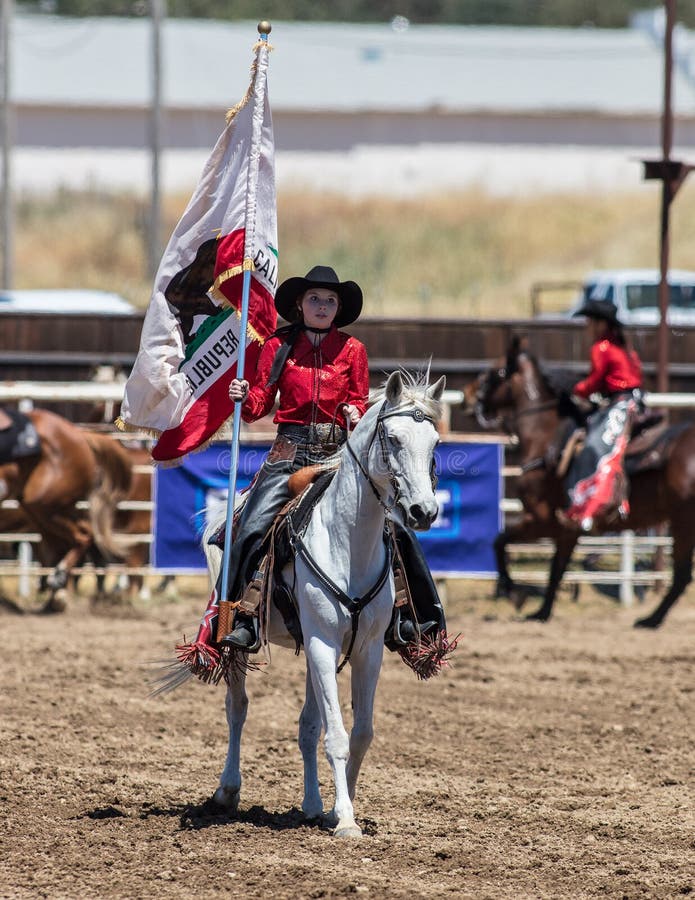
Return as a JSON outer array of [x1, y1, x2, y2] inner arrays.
[[461, 337, 695, 629], [87, 442, 175, 602], [0, 408, 133, 611]]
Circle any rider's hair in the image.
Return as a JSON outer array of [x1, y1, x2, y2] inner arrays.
[[607, 320, 626, 347], [607, 321, 641, 362]]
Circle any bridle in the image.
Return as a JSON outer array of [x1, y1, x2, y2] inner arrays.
[[344, 401, 438, 515], [475, 367, 558, 432]]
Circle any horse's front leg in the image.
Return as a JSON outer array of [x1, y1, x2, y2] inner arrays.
[[526, 532, 579, 622], [212, 670, 248, 812], [306, 635, 360, 838], [298, 665, 324, 820], [346, 640, 384, 803]]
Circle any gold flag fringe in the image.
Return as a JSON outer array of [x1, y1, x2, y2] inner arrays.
[[225, 40, 273, 126], [114, 416, 162, 440]]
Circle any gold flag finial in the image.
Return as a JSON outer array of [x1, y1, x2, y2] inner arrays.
[[258, 21, 272, 35]]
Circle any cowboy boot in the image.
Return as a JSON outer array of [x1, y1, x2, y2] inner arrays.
[[221, 613, 261, 652]]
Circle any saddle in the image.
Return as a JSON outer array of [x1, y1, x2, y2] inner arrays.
[[0, 408, 41, 464], [551, 410, 684, 480], [624, 420, 691, 476], [214, 467, 338, 651]]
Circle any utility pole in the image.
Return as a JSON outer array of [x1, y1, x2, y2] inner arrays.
[[148, 0, 165, 279], [1, 0, 13, 289], [642, 0, 693, 393]]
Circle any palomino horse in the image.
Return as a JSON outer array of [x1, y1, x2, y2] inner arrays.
[[462, 338, 695, 629], [203, 371, 445, 837], [0, 408, 133, 610]]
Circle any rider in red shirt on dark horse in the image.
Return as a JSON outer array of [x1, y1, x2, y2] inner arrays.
[[564, 297, 643, 533]]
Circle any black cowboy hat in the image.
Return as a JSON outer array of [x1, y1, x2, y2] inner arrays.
[[274, 265, 363, 327], [572, 297, 621, 325]]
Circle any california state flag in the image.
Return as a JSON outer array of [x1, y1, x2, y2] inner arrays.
[[118, 36, 277, 463]]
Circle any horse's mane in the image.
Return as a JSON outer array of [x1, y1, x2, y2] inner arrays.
[[372, 368, 443, 422], [538, 363, 577, 400], [521, 353, 584, 423]]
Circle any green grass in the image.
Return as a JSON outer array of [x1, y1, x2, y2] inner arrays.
[[13, 182, 695, 318]]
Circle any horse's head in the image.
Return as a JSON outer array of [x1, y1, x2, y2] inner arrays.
[[360, 370, 445, 531], [462, 336, 542, 429]]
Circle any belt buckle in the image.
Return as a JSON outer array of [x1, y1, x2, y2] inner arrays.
[[313, 423, 333, 443]]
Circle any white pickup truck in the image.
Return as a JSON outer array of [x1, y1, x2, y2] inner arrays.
[[570, 269, 695, 326], [535, 269, 695, 325]]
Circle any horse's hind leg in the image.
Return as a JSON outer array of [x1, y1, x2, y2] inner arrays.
[[346, 642, 383, 804], [306, 636, 360, 838], [298, 665, 324, 820], [635, 518, 693, 629], [495, 518, 548, 609], [213, 670, 248, 812]]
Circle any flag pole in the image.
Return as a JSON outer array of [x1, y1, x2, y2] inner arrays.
[[219, 21, 272, 606]]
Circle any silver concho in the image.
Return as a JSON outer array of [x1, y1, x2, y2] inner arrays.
[[412, 409, 425, 422]]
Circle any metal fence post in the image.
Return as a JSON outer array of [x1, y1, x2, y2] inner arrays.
[[17, 539, 31, 598], [619, 529, 635, 606]]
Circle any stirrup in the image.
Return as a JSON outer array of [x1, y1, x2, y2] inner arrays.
[[391, 607, 436, 646], [221, 614, 261, 653]]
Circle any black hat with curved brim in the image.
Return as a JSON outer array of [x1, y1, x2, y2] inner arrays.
[[274, 265, 363, 327], [572, 297, 621, 325]]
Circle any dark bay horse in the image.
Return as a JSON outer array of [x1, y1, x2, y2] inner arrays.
[[461, 337, 695, 629], [0, 408, 133, 611]]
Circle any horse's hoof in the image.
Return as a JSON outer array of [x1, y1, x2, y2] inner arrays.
[[302, 805, 324, 822], [0, 595, 25, 615], [42, 591, 67, 614], [334, 824, 362, 839], [634, 616, 661, 630], [212, 785, 240, 812], [524, 610, 549, 623], [320, 810, 338, 828], [510, 589, 528, 612]]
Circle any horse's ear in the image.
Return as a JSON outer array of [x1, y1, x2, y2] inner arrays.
[[426, 375, 446, 402], [507, 335, 525, 374], [385, 371, 403, 405]]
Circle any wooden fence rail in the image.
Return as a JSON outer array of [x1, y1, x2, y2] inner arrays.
[[1, 381, 693, 606]]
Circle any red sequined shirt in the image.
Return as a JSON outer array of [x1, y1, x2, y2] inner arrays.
[[242, 327, 369, 427], [573, 338, 643, 398]]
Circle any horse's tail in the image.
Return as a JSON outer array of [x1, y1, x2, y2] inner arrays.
[[85, 433, 134, 561], [201, 506, 226, 586]]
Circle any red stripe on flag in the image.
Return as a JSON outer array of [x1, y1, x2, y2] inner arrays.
[[151, 340, 263, 462], [214, 231, 277, 340]]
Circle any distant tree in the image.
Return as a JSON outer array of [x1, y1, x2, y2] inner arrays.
[[32, 0, 695, 28]]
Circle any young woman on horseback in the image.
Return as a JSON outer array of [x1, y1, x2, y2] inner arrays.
[[564, 297, 643, 532], [218, 265, 368, 649]]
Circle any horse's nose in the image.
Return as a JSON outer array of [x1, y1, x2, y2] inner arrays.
[[408, 502, 437, 531]]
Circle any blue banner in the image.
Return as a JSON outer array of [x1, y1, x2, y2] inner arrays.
[[153, 441, 502, 576]]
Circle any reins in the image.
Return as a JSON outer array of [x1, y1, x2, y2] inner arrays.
[[287, 516, 392, 673], [513, 398, 559, 422], [291, 400, 436, 673]]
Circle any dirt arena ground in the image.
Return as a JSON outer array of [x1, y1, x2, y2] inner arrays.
[[1, 579, 694, 900]]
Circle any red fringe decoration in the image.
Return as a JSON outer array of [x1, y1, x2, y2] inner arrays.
[[173, 638, 265, 687], [398, 629, 461, 680], [175, 638, 225, 685]]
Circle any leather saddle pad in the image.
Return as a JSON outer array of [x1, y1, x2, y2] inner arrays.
[[0, 409, 41, 464]]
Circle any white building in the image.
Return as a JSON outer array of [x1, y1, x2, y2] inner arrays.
[[8, 13, 695, 195]]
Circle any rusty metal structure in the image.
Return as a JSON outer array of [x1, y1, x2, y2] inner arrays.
[[642, 0, 694, 393]]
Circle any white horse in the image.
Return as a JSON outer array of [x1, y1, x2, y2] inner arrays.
[[204, 370, 446, 838]]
